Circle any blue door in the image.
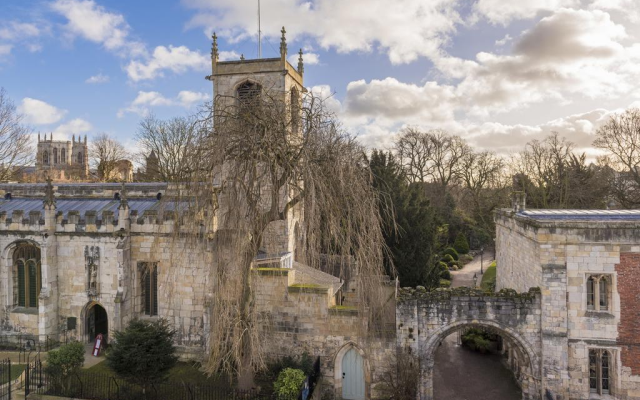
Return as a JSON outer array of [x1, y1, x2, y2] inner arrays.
[[342, 348, 365, 399]]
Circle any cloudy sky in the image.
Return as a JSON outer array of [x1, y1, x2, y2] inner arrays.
[[1, 0, 640, 155]]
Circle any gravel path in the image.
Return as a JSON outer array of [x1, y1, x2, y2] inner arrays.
[[450, 250, 494, 288]]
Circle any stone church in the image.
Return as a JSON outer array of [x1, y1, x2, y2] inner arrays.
[[35, 134, 89, 181], [0, 30, 396, 400]]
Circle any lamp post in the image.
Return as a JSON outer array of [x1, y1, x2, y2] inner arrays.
[[480, 247, 485, 274]]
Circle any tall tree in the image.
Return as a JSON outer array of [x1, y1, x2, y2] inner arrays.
[[89, 133, 130, 182], [170, 90, 388, 387], [137, 115, 204, 182], [594, 108, 640, 207], [369, 150, 438, 288], [0, 88, 32, 181]]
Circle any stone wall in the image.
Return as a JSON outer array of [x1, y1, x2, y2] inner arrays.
[[495, 211, 542, 292], [253, 268, 396, 399]]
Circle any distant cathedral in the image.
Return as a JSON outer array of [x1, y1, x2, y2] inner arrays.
[[35, 133, 89, 181]]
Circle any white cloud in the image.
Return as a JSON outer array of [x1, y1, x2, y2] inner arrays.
[[18, 98, 66, 125], [51, 0, 145, 57], [472, 0, 579, 24], [428, 9, 639, 116], [288, 51, 320, 66], [125, 45, 209, 81], [590, 0, 640, 23], [0, 21, 46, 57], [495, 34, 512, 46], [118, 90, 208, 117], [85, 73, 109, 84], [184, 0, 461, 65], [344, 78, 456, 122], [52, 118, 92, 137], [219, 50, 240, 61], [177, 91, 210, 107]]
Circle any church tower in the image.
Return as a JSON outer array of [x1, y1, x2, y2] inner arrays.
[[206, 27, 305, 130], [205, 28, 306, 260]]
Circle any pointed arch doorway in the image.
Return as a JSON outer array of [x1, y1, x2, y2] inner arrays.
[[85, 302, 108, 343]]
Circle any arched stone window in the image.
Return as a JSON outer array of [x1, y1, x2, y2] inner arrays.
[[42, 151, 49, 165], [236, 81, 262, 113], [61, 148, 66, 164], [587, 275, 610, 311], [53, 148, 58, 164], [77, 152, 83, 164], [139, 262, 158, 316], [291, 87, 300, 134], [13, 243, 41, 308]]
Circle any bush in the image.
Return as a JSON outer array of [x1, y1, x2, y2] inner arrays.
[[461, 328, 492, 353], [46, 341, 85, 392], [443, 247, 459, 261], [440, 267, 451, 280], [106, 318, 178, 388], [265, 352, 314, 381], [274, 368, 306, 398], [449, 265, 459, 271], [441, 254, 455, 263], [459, 254, 474, 264], [447, 260, 458, 269], [439, 279, 451, 288], [453, 232, 470, 254]]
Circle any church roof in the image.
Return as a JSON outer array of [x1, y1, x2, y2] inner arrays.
[[0, 197, 168, 220], [518, 209, 640, 221]]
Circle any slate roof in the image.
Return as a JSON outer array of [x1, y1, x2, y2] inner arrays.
[[0, 198, 170, 219], [519, 209, 640, 221]]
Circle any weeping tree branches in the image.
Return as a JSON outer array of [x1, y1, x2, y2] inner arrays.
[[0, 88, 32, 181], [171, 87, 388, 385]]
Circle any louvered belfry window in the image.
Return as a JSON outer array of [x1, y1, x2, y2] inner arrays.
[[237, 81, 262, 114], [13, 243, 41, 308], [141, 262, 158, 316]]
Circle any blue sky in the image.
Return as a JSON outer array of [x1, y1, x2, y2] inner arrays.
[[1, 0, 640, 156]]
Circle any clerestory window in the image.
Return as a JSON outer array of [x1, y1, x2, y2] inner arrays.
[[589, 349, 611, 395], [587, 275, 610, 311], [14, 243, 41, 308]]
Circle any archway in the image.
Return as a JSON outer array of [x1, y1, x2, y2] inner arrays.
[[334, 343, 370, 400], [422, 321, 540, 400], [85, 303, 108, 343]]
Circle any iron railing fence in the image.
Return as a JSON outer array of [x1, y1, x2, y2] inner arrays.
[[25, 358, 321, 400]]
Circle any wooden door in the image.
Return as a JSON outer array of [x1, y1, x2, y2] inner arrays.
[[342, 348, 365, 399]]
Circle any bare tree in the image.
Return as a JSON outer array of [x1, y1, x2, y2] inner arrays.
[[89, 133, 130, 182], [394, 128, 470, 187], [429, 130, 470, 188], [460, 150, 507, 225], [395, 127, 434, 183], [0, 88, 32, 181], [594, 108, 640, 207], [376, 349, 420, 400], [167, 87, 389, 387], [137, 115, 203, 182]]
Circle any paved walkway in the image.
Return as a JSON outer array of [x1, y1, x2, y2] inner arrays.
[[433, 334, 521, 400], [450, 250, 494, 288], [82, 342, 105, 369]]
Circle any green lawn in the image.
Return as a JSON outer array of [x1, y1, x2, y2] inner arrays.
[[1, 364, 26, 384], [87, 361, 227, 386], [481, 261, 497, 291]]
